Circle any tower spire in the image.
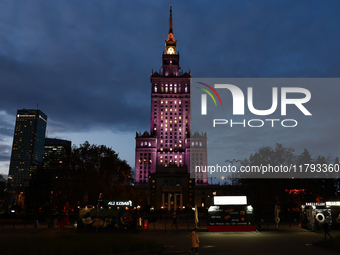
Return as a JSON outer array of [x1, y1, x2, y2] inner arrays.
[[169, 4, 173, 35], [165, 5, 177, 54], [167, 4, 174, 41]]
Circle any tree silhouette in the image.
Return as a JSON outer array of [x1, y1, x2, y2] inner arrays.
[[238, 144, 339, 222], [25, 141, 141, 214]]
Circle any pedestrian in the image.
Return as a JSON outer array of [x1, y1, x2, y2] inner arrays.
[[322, 220, 332, 239], [190, 228, 200, 254], [171, 214, 177, 228]]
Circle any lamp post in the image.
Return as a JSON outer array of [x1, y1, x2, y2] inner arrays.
[[137, 205, 141, 229], [96, 193, 102, 233], [225, 159, 240, 185]]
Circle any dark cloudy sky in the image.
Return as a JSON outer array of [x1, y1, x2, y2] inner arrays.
[[1, 0, 340, 176]]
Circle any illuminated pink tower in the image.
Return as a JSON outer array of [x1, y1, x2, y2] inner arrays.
[[135, 5, 208, 186]]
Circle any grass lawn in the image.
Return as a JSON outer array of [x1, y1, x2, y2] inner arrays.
[[0, 232, 158, 255]]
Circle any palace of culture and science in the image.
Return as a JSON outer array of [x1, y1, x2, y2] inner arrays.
[[135, 6, 210, 211]]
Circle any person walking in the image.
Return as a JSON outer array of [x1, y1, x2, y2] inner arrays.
[[322, 220, 332, 239], [190, 228, 200, 254], [171, 214, 177, 228]]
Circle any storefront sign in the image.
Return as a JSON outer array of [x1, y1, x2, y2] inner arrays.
[[106, 200, 134, 207], [208, 205, 254, 226], [305, 202, 325, 207], [214, 196, 247, 205], [326, 201, 340, 206]]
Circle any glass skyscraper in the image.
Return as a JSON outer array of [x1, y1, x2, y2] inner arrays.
[[8, 109, 47, 201]]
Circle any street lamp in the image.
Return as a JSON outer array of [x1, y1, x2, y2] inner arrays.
[[96, 193, 103, 233], [221, 176, 227, 185], [225, 159, 240, 185]]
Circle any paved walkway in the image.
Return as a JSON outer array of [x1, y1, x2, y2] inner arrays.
[[0, 224, 338, 255], [141, 227, 339, 255]]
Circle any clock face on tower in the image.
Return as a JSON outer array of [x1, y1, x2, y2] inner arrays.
[[167, 47, 175, 54]]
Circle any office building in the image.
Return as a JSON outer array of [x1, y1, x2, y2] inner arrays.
[[44, 138, 71, 167], [8, 109, 47, 202]]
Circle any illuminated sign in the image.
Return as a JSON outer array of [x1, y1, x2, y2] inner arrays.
[[285, 189, 306, 194], [305, 202, 325, 207], [208, 206, 223, 212], [39, 115, 47, 122], [326, 201, 340, 206], [17, 114, 35, 118], [214, 196, 247, 205], [106, 200, 134, 207], [208, 205, 254, 226]]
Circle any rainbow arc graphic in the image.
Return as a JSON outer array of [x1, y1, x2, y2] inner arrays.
[[197, 82, 222, 115]]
